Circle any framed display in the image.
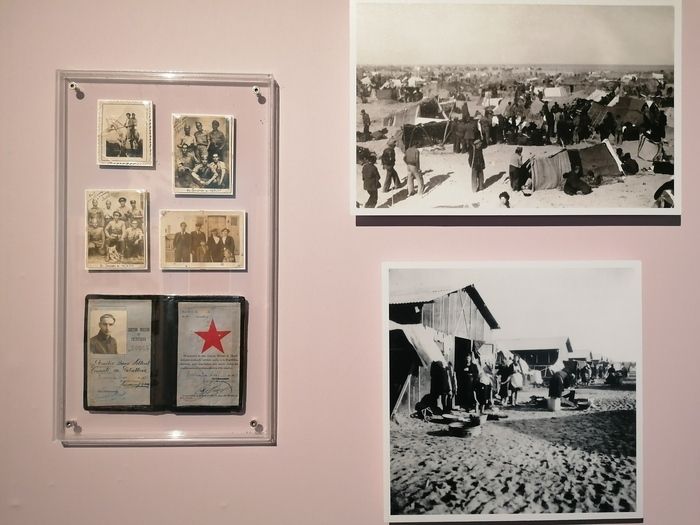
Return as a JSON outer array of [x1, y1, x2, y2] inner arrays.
[[173, 114, 235, 195], [383, 261, 642, 522], [97, 99, 154, 167], [84, 295, 246, 413], [159, 210, 246, 270], [351, 0, 681, 216], [55, 70, 278, 446], [85, 189, 148, 270]]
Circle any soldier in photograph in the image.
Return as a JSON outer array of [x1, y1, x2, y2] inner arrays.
[[87, 198, 104, 226], [116, 196, 130, 223], [104, 211, 126, 260], [173, 221, 191, 263], [123, 219, 144, 259], [89, 313, 118, 354], [102, 199, 114, 226], [177, 124, 197, 166], [125, 112, 138, 150], [128, 199, 143, 227], [207, 119, 227, 160], [194, 121, 210, 162], [87, 216, 105, 257], [206, 153, 228, 188]]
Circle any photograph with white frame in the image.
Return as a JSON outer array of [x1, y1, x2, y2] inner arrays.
[[352, 0, 680, 216], [172, 113, 235, 195], [97, 100, 153, 167], [85, 189, 148, 271], [383, 261, 642, 521], [160, 210, 246, 270]]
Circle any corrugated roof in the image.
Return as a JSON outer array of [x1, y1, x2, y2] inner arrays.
[[390, 284, 500, 330], [496, 336, 574, 354]]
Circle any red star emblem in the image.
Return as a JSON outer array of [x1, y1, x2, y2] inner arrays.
[[195, 319, 231, 353]]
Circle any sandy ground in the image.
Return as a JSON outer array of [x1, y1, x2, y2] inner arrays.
[[357, 99, 673, 211], [390, 383, 637, 516]]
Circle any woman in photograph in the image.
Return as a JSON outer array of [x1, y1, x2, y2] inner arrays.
[[457, 352, 479, 413]]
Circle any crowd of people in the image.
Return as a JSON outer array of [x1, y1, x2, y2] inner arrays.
[[86, 197, 144, 262], [423, 351, 529, 417]]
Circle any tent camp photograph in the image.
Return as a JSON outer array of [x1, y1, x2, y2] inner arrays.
[[353, 0, 679, 215], [383, 262, 642, 521]]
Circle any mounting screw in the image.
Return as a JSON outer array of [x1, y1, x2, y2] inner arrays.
[[249, 419, 258, 428]]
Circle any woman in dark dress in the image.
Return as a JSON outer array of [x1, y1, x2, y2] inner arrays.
[[457, 353, 479, 412]]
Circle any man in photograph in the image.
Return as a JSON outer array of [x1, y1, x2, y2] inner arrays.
[[87, 198, 104, 226], [104, 211, 126, 260], [87, 217, 105, 257], [126, 112, 138, 150], [194, 121, 209, 163], [381, 138, 401, 192], [206, 153, 228, 188], [190, 223, 207, 262], [116, 197, 130, 222], [207, 119, 227, 160], [208, 228, 224, 262], [123, 219, 144, 259], [173, 221, 191, 263], [128, 199, 143, 227], [89, 313, 118, 354], [221, 228, 235, 262], [177, 124, 197, 164], [102, 199, 114, 226]]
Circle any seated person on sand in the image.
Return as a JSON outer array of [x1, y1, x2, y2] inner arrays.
[[563, 165, 592, 196]]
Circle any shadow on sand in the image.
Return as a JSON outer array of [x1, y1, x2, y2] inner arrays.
[[378, 171, 452, 208], [501, 410, 636, 457], [483, 170, 506, 190]]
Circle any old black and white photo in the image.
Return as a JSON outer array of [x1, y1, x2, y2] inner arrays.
[[384, 262, 642, 521], [353, 0, 680, 215], [97, 100, 153, 166]]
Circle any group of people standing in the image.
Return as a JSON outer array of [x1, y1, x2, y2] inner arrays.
[[427, 352, 528, 416], [86, 197, 144, 261], [172, 222, 235, 264], [361, 138, 424, 208]]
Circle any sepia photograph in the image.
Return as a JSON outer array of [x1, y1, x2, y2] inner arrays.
[[160, 210, 246, 270], [172, 114, 234, 195], [84, 297, 153, 409], [352, 0, 680, 215], [384, 262, 642, 521], [97, 100, 153, 166], [85, 189, 148, 270]]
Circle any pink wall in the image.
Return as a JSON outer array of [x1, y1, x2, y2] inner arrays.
[[0, 1, 698, 524]]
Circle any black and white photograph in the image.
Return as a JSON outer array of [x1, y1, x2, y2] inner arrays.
[[384, 262, 642, 521], [85, 189, 148, 270], [160, 210, 246, 270], [172, 114, 234, 195], [97, 100, 153, 166], [352, 0, 680, 215]]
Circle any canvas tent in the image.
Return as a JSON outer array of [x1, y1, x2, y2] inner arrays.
[[526, 139, 622, 191], [542, 86, 569, 100], [637, 135, 662, 161], [576, 139, 623, 178], [587, 89, 609, 102], [389, 321, 446, 367], [493, 96, 515, 116], [383, 97, 449, 128]]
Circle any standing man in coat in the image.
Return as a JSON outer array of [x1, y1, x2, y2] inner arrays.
[[361, 153, 381, 208], [404, 144, 424, 197], [464, 115, 481, 167], [471, 139, 486, 193], [360, 109, 371, 140], [173, 221, 191, 263], [381, 138, 401, 192]]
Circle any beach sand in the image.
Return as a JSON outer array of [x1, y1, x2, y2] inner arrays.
[[356, 99, 673, 211], [390, 383, 637, 516]]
